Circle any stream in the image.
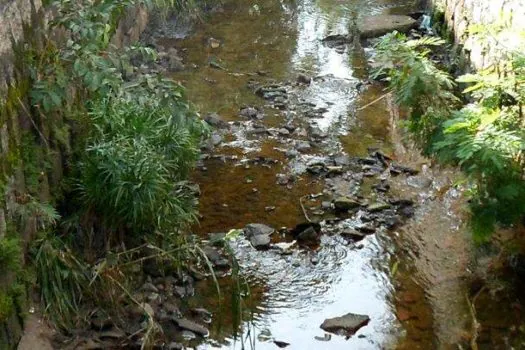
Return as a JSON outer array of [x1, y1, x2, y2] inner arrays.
[[145, 0, 505, 349]]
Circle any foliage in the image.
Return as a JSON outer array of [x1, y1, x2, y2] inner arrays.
[[33, 235, 89, 328], [0, 238, 22, 273], [372, 32, 458, 151], [373, 24, 525, 240], [77, 83, 206, 236]]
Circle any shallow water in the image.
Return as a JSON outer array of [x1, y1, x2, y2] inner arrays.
[[158, 0, 467, 348]]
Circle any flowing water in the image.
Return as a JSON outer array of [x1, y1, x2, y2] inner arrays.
[[153, 0, 482, 348]]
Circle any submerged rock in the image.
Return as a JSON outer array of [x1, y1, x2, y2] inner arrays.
[[290, 222, 321, 245], [320, 312, 370, 336], [358, 15, 417, 38]]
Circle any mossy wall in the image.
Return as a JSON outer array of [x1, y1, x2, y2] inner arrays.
[[0, 0, 152, 347], [429, 0, 525, 69]]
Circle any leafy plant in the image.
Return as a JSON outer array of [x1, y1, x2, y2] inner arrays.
[[373, 23, 525, 239], [33, 235, 89, 328], [372, 32, 459, 151]]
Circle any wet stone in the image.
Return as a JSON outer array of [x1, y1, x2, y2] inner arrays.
[[244, 223, 275, 249], [297, 73, 312, 84], [367, 202, 391, 212], [333, 197, 361, 211], [173, 318, 209, 337], [341, 229, 366, 241], [320, 313, 370, 336], [168, 342, 184, 350], [204, 113, 228, 129]]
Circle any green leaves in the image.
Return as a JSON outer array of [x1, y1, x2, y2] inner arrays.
[[374, 28, 525, 240]]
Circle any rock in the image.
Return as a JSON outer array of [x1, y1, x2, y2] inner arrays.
[[163, 302, 181, 316], [333, 197, 361, 211], [321, 34, 351, 48], [333, 155, 350, 166], [367, 202, 391, 212], [191, 308, 212, 319], [202, 246, 230, 268], [297, 74, 312, 84], [173, 318, 210, 337], [209, 132, 222, 147], [321, 201, 332, 210], [265, 206, 276, 212], [320, 313, 370, 336], [168, 342, 184, 350], [274, 340, 290, 348], [358, 15, 417, 38], [341, 229, 366, 241], [314, 333, 332, 341], [239, 106, 264, 120], [204, 113, 229, 129], [295, 140, 311, 152], [244, 223, 275, 249], [181, 330, 197, 340], [278, 128, 291, 136], [290, 222, 321, 245], [355, 224, 376, 234]]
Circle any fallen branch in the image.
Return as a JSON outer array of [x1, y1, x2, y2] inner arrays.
[[299, 195, 312, 223], [357, 92, 391, 111]]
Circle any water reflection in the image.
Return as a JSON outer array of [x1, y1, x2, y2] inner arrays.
[[173, 0, 425, 348]]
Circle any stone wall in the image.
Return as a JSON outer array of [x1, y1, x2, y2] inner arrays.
[[0, 1, 152, 348], [429, 0, 525, 69]]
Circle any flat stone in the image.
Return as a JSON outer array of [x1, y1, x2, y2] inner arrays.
[[244, 223, 274, 237], [333, 197, 361, 211], [173, 318, 209, 337], [358, 15, 417, 39], [244, 223, 274, 249], [367, 202, 391, 212], [341, 229, 366, 241], [320, 313, 370, 336]]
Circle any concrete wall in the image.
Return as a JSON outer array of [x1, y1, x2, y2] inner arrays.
[[430, 0, 525, 69]]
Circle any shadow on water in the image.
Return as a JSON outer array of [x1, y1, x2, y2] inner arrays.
[[152, 0, 456, 349]]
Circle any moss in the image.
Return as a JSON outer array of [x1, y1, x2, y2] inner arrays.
[[0, 238, 22, 273], [0, 292, 14, 322]]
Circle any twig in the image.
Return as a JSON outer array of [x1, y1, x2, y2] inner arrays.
[[357, 92, 391, 111], [299, 195, 312, 223]]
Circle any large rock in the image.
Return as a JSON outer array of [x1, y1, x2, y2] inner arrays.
[[358, 15, 417, 38], [320, 313, 370, 335], [244, 223, 275, 249], [172, 318, 209, 337], [333, 197, 361, 211]]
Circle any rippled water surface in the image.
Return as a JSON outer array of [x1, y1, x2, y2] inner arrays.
[[164, 0, 437, 349]]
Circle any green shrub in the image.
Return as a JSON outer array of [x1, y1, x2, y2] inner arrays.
[[76, 79, 206, 236], [372, 32, 458, 152]]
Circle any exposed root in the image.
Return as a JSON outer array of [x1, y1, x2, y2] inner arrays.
[[466, 286, 487, 350]]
